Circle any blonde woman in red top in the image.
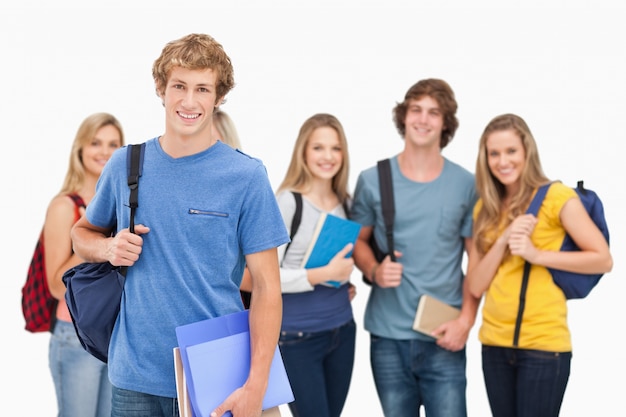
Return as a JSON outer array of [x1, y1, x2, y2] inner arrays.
[[45, 112, 124, 417]]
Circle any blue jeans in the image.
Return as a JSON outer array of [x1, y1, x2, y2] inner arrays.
[[111, 386, 178, 417], [279, 319, 356, 417], [370, 335, 467, 417], [482, 345, 571, 417], [49, 320, 112, 417]]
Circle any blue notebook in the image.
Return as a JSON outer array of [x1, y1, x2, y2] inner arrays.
[[175, 310, 294, 417], [300, 213, 361, 287]]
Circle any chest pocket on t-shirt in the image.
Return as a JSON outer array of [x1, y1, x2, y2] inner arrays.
[[187, 208, 231, 244], [437, 206, 465, 240], [188, 208, 229, 217]]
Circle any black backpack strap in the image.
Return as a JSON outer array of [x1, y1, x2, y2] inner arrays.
[[283, 191, 303, 257], [121, 143, 145, 276], [377, 159, 396, 261], [513, 261, 531, 347], [126, 143, 145, 234], [362, 159, 396, 286], [513, 183, 550, 346]]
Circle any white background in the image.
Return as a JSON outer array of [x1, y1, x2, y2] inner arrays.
[[2, 1, 624, 416]]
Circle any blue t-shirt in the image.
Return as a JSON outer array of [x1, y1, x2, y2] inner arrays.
[[351, 156, 477, 340], [86, 138, 289, 397]]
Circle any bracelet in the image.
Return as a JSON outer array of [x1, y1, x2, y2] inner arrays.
[[370, 264, 379, 285]]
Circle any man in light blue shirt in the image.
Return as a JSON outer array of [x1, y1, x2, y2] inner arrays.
[[351, 78, 480, 417]]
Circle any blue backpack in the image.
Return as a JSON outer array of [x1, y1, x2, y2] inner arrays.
[[525, 181, 610, 299]]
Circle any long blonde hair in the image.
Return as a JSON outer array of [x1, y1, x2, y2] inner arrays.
[[277, 113, 351, 204], [473, 113, 549, 255], [59, 112, 125, 195]]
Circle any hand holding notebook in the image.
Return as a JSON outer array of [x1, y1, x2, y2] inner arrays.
[[300, 213, 361, 288], [412, 295, 461, 338]]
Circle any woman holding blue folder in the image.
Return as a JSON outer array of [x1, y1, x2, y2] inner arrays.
[[269, 113, 357, 417]]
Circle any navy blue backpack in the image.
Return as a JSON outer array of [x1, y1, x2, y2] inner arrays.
[[63, 143, 144, 362], [525, 181, 610, 299], [513, 180, 610, 346]]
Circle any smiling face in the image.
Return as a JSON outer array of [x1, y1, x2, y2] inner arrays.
[[485, 128, 526, 193], [403, 96, 445, 149], [81, 124, 123, 178], [304, 126, 343, 182], [159, 66, 221, 142]]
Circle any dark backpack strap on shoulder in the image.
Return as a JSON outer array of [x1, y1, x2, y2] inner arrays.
[[377, 158, 396, 261], [513, 183, 551, 346], [283, 191, 303, 257], [525, 183, 551, 216], [126, 143, 145, 234], [362, 159, 396, 286], [68, 193, 87, 224], [68, 193, 86, 209], [121, 143, 145, 276]]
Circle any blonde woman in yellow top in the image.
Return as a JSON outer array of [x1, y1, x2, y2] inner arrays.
[[466, 113, 612, 417]]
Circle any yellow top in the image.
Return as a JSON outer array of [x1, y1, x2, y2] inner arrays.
[[475, 182, 577, 352]]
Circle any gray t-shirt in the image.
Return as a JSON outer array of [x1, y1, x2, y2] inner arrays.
[[351, 156, 477, 340]]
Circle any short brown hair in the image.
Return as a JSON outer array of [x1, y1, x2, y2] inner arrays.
[[392, 78, 458, 149], [152, 33, 235, 106]]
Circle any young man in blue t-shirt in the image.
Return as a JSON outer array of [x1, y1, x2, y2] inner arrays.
[[71, 33, 289, 417]]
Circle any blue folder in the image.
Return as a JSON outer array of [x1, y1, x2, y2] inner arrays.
[[175, 310, 294, 417], [301, 213, 361, 287]]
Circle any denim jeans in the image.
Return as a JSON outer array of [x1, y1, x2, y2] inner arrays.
[[279, 319, 356, 417], [111, 386, 178, 417], [370, 334, 467, 417], [482, 345, 571, 417], [49, 320, 112, 417]]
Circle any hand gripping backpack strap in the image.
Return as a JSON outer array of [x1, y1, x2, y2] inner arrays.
[[122, 143, 145, 274], [126, 143, 145, 234], [512, 183, 551, 346], [62, 143, 145, 363], [362, 159, 395, 285]]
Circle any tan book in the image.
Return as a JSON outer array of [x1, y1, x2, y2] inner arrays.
[[412, 294, 461, 338], [173, 347, 193, 417]]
